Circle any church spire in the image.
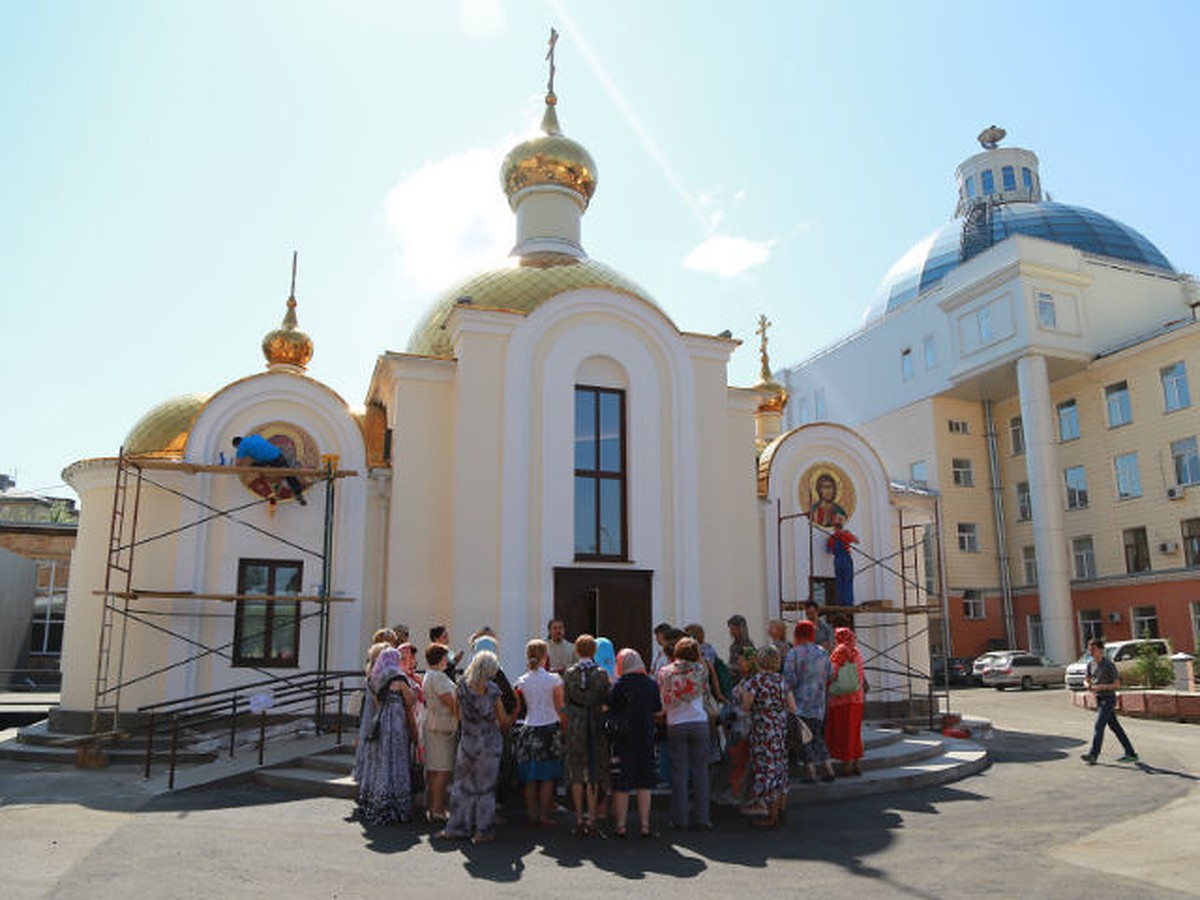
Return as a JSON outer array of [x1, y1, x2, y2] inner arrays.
[[262, 251, 314, 371]]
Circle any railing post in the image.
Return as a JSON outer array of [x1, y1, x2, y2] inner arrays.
[[143, 712, 155, 779], [228, 694, 238, 758], [336, 680, 345, 745], [168, 715, 179, 791], [257, 711, 267, 766]]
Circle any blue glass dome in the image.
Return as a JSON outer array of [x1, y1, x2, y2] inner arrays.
[[865, 202, 1174, 321]]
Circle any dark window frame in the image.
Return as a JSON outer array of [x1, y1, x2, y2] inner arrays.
[[234, 558, 303, 668], [574, 385, 628, 562]]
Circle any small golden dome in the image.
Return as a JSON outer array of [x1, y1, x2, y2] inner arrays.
[[262, 296, 314, 370], [124, 393, 210, 458], [756, 379, 789, 414], [406, 254, 665, 357], [501, 94, 598, 211]]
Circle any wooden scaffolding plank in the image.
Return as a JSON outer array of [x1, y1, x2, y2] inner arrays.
[[126, 459, 358, 478], [92, 589, 355, 603]]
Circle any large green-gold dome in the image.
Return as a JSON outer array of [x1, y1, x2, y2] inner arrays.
[[406, 254, 663, 358]]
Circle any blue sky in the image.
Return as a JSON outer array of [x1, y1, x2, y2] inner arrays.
[[3, 0, 1198, 499]]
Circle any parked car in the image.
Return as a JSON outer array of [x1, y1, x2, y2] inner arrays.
[[1064, 638, 1171, 690], [971, 650, 1023, 685], [982, 653, 1066, 690], [932, 655, 973, 687]]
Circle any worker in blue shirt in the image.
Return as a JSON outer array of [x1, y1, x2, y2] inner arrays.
[[232, 435, 307, 506]]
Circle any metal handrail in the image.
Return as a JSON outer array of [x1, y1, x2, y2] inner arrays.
[[133, 670, 362, 787]]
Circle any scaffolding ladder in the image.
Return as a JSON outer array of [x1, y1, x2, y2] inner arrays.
[[90, 449, 354, 734]]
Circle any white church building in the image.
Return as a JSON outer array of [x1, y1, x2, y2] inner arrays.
[[56, 77, 933, 732]]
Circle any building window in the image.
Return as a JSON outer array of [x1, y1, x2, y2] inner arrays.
[[1130, 604, 1159, 639], [922, 334, 938, 370], [1191, 601, 1200, 645], [977, 307, 994, 343], [1057, 399, 1080, 441], [981, 169, 995, 194], [1123, 527, 1151, 574], [957, 523, 980, 553], [235, 559, 302, 667], [1010, 416, 1025, 455], [1113, 452, 1141, 500], [814, 388, 826, 420], [962, 589, 985, 620], [910, 460, 929, 485], [1064, 465, 1089, 510], [965, 175, 975, 198], [1183, 518, 1200, 567], [901, 347, 914, 382], [1001, 165, 1016, 191], [574, 386, 627, 560], [1105, 381, 1132, 428], [1022, 166, 1033, 192], [1072, 536, 1097, 580], [948, 419, 970, 435], [1035, 292, 1057, 329], [1027, 613, 1044, 655], [1016, 482, 1032, 521], [1171, 436, 1200, 486], [30, 559, 68, 657], [952, 458, 975, 487], [796, 398, 811, 425], [1022, 545, 1038, 585], [1161, 362, 1190, 412], [1079, 608, 1103, 645]]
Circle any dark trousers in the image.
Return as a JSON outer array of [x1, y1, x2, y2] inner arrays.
[[264, 456, 305, 499], [1090, 694, 1135, 758], [667, 721, 711, 827]]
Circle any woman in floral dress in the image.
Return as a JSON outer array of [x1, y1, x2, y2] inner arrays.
[[355, 646, 417, 825], [739, 644, 796, 827]]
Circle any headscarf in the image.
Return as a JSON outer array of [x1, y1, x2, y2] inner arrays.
[[794, 620, 816, 644], [616, 648, 646, 677], [369, 646, 402, 695], [831, 626, 862, 667], [467, 634, 498, 670], [595, 637, 617, 679]]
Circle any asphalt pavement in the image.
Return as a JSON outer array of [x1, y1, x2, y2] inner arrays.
[[1, 687, 1197, 899]]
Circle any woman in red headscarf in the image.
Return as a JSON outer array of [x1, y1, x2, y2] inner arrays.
[[825, 626, 866, 776]]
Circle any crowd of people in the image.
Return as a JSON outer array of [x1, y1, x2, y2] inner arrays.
[[350, 605, 867, 842]]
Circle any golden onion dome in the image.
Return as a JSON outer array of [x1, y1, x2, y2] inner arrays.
[[262, 295, 313, 370], [756, 379, 789, 414], [501, 94, 597, 211], [406, 254, 667, 358], [123, 393, 211, 458]]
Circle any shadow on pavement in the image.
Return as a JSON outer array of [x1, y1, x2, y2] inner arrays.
[[983, 728, 1085, 764]]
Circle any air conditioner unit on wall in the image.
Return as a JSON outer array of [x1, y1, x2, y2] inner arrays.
[[1167, 486, 1186, 500], [1158, 540, 1180, 554], [1107, 611, 1122, 623]]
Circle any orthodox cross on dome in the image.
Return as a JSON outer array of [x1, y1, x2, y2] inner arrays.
[[756, 313, 773, 382], [288, 250, 298, 301], [545, 27, 559, 99]]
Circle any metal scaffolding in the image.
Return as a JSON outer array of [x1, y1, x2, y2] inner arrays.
[[90, 450, 356, 735], [775, 496, 953, 721]]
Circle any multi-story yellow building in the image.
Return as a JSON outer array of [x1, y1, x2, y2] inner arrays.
[[779, 131, 1200, 664]]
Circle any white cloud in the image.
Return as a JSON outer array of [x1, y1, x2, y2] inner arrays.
[[457, 0, 505, 41], [682, 235, 774, 278], [385, 144, 514, 292]]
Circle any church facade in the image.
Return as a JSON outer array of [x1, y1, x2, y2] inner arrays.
[[56, 80, 932, 729]]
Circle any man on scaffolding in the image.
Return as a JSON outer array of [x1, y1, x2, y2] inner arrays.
[[232, 435, 308, 506]]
